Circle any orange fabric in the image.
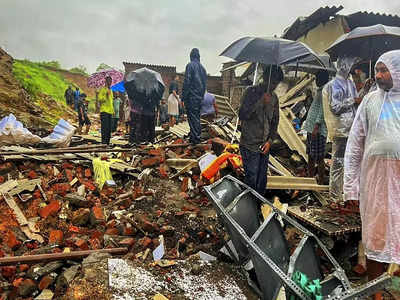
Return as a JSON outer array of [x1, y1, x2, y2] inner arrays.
[[201, 152, 242, 180]]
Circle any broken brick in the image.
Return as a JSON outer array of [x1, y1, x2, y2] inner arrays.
[[68, 225, 80, 233], [38, 275, 55, 290], [19, 264, 29, 272], [119, 238, 135, 247], [1, 266, 16, 279], [74, 239, 89, 250], [62, 162, 74, 169], [159, 164, 169, 178], [89, 238, 102, 250], [138, 237, 152, 248], [71, 208, 90, 226], [6, 231, 21, 250], [83, 180, 97, 191], [13, 277, 24, 288], [90, 206, 104, 225], [18, 278, 37, 297], [27, 170, 38, 179], [39, 200, 61, 219], [181, 177, 189, 193], [141, 157, 161, 167], [105, 228, 120, 235], [122, 224, 136, 236], [0, 176, 5, 184], [52, 183, 71, 196], [65, 169, 74, 182], [84, 168, 92, 178], [48, 230, 63, 244]]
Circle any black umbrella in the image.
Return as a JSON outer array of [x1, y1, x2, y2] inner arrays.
[[284, 54, 336, 75], [124, 67, 165, 107], [220, 36, 323, 66], [326, 24, 400, 61]]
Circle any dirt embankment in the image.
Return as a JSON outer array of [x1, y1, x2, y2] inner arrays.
[[0, 48, 50, 128]]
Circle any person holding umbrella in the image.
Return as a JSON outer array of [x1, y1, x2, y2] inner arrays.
[[238, 65, 283, 196], [344, 50, 400, 299], [98, 76, 114, 145], [182, 48, 207, 144]]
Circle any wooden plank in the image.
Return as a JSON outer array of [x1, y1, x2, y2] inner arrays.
[[280, 94, 307, 108], [267, 176, 328, 191], [287, 205, 361, 236], [269, 156, 292, 177], [279, 75, 314, 104], [277, 109, 307, 162]]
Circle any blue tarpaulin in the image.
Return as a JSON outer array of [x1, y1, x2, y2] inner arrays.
[[111, 81, 125, 93]]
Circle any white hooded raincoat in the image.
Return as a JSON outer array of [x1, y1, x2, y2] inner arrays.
[[344, 50, 400, 264]]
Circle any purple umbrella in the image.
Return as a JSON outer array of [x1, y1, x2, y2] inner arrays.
[[87, 69, 124, 88]]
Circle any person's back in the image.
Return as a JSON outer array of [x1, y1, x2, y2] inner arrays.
[[182, 48, 207, 102]]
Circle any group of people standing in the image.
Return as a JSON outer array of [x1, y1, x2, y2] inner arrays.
[[237, 50, 400, 298]]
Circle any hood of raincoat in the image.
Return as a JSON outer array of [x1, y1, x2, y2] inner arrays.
[[376, 50, 400, 93], [336, 56, 360, 79], [190, 48, 200, 62]]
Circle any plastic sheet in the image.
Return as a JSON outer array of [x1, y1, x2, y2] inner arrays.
[[42, 119, 75, 147], [0, 114, 41, 145], [344, 50, 400, 264]]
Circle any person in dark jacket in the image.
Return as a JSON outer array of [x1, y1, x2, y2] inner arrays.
[[64, 86, 74, 108], [182, 48, 207, 144], [239, 65, 283, 196]]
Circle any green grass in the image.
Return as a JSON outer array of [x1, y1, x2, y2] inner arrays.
[[13, 59, 74, 103]]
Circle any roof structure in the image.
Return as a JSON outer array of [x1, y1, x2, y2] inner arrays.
[[282, 6, 344, 40], [282, 6, 400, 41]]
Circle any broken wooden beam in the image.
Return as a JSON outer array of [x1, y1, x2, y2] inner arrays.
[[267, 176, 328, 191], [0, 248, 128, 266]]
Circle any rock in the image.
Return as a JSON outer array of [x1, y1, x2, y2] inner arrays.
[[28, 261, 63, 280], [18, 278, 37, 297], [71, 208, 90, 226], [65, 193, 89, 208], [55, 265, 80, 293], [35, 289, 54, 300], [191, 264, 201, 275]]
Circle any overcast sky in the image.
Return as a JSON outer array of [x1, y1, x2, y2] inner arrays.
[[1, 0, 399, 75]]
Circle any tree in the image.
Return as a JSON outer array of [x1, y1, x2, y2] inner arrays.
[[96, 63, 112, 72], [69, 65, 88, 75], [39, 60, 61, 69]]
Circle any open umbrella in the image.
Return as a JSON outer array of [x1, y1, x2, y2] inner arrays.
[[87, 69, 124, 88], [284, 54, 336, 75], [110, 81, 125, 93], [326, 24, 400, 62], [124, 67, 165, 107], [220, 36, 323, 66]]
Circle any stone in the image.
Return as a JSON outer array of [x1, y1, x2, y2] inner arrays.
[[35, 289, 54, 300], [71, 208, 90, 226], [18, 279, 38, 297], [65, 193, 89, 208]]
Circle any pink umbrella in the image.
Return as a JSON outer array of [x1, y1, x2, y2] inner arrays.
[[87, 69, 124, 88]]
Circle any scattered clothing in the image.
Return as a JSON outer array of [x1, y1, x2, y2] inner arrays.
[[344, 50, 400, 264]]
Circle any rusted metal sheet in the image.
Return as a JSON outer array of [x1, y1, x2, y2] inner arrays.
[[287, 205, 361, 236]]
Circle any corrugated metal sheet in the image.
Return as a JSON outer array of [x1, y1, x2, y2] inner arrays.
[[282, 6, 344, 40], [346, 11, 400, 29], [213, 94, 237, 118]]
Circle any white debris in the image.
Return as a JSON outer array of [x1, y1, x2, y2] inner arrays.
[[0, 114, 41, 145]]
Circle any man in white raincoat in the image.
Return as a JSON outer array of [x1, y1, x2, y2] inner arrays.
[[344, 50, 400, 284], [323, 57, 362, 202]]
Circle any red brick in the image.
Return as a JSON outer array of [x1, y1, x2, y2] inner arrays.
[[1, 266, 16, 279], [71, 208, 90, 226], [68, 225, 80, 233], [84, 180, 97, 191], [27, 170, 38, 179], [149, 148, 163, 156], [122, 225, 136, 236], [119, 238, 135, 247], [106, 219, 117, 229], [19, 264, 29, 272], [62, 162, 74, 169], [159, 164, 169, 178], [13, 277, 24, 287], [48, 230, 63, 244], [18, 278, 37, 296], [89, 238, 102, 250], [39, 200, 61, 218], [38, 275, 54, 290], [74, 239, 89, 250], [0, 249, 5, 258], [90, 206, 104, 225], [6, 231, 21, 250], [65, 169, 74, 182], [84, 168, 92, 178], [141, 157, 161, 167], [105, 228, 120, 235], [138, 237, 152, 248], [181, 177, 189, 193], [0, 176, 5, 183]]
